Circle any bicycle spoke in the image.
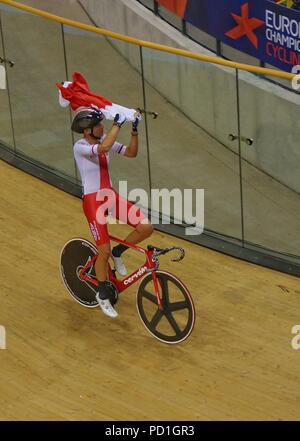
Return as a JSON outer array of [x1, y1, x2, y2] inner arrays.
[[169, 300, 189, 312], [159, 276, 170, 305], [164, 310, 181, 336], [150, 308, 164, 329], [141, 289, 158, 305]]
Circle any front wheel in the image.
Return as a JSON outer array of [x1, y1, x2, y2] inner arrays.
[[136, 270, 195, 344]]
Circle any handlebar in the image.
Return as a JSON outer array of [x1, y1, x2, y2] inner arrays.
[[145, 246, 185, 273], [153, 246, 185, 261], [136, 107, 158, 119]]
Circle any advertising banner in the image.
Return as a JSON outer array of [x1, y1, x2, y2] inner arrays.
[[156, 0, 188, 17], [159, 0, 300, 72]]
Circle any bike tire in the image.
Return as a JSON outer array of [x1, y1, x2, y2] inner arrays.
[[136, 270, 195, 344]]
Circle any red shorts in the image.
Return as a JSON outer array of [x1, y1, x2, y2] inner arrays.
[[82, 189, 146, 246]]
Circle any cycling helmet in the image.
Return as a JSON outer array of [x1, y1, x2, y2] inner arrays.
[[71, 107, 104, 134]]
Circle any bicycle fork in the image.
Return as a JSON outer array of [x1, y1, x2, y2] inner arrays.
[[151, 271, 164, 310]]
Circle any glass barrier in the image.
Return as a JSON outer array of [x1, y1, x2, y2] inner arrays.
[[141, 47, 242, 239], [0, 4, 75, 179], [0, 2, 299, 271], [0, 10, 14, 149], [238, 69, 300, 258]]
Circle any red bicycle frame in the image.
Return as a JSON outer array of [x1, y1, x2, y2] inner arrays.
[[79, 235, 163, 309]]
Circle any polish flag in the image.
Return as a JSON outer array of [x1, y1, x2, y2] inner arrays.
[[56, 71, 138, 122]]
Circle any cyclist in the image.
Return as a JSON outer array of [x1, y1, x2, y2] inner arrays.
[[71, 106, 153, 318]]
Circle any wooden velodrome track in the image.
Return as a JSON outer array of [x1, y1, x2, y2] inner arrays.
[[0, 159, 300, 421]]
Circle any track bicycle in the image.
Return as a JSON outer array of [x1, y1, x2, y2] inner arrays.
[[60, 235, 195, 344]]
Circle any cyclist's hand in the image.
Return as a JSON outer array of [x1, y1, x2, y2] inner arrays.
[[113, 112, 126, 127], [132, 112, 141, 132]]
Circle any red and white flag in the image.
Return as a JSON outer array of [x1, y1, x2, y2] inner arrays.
[[56, 71, 138, 122]]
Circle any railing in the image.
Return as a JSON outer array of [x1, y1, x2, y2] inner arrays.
[[0, 0, 299, 276]]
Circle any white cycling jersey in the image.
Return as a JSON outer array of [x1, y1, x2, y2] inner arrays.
[[73, 135, 127, 195]]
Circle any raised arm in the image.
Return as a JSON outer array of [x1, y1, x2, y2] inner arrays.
[[124, 115, 140, 158], [97, 113, 126, 154]]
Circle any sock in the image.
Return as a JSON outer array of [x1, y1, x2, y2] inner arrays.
[[112, 243, 129, 257], [98, 281, 118, 305], [98, 280, 109, 299]]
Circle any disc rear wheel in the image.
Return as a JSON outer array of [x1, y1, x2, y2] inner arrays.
[[60, 238, 98, 307]]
